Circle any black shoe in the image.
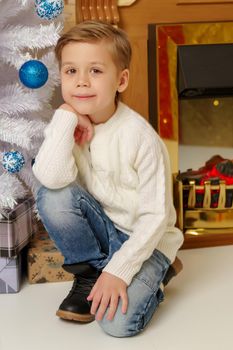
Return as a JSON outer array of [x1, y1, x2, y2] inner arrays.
[[56, 263, 100, 323]]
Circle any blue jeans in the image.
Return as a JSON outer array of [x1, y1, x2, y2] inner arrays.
[[36, 183, 171, 337]]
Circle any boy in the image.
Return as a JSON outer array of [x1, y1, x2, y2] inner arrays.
[[33, 20, 184, 337]]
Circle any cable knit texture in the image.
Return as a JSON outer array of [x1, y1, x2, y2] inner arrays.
[[33, 102, 184, 285]]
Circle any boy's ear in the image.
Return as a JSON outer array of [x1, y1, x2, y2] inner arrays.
[[117, 69, 129, 93]]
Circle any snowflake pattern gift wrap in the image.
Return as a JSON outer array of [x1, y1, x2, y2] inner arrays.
[[27, 228, 73, 283], [0, 196, 35, 257]]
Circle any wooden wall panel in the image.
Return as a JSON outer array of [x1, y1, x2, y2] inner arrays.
[[64, 0, 76, 32], [121, 38, 148, 118], [119, 0, 233, 28]]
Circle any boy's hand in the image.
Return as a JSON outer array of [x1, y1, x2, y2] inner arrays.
[[87, 272, 128, 321], [73, 114, 93, 145], [59, 104, 94, 145]]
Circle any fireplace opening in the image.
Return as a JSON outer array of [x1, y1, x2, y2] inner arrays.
[[178, 96, 233, 171]]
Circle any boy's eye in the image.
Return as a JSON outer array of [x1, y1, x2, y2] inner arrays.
[[90, 68, 102, 74], [66, 68, 76, 74]]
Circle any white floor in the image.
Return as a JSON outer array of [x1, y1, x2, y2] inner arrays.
[[0, 245, 233, 350]]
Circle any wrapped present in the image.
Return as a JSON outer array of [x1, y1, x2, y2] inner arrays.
[[0, 196, 35, 257], [0, 255, 21, 293], [27, 229, 73, 283]]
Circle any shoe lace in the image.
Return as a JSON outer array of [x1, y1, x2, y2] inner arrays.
[[69, 275, 97, 297]]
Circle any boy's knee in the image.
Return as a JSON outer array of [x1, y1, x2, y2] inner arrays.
[[36, 185, 75, 222], [97, 314, 141, 338]]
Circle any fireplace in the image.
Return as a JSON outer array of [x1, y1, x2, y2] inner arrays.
[[179, 95, 233, 172], [148, 22, 233, 248]]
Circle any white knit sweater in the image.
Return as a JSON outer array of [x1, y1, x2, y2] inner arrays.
[[33, 102, 183, 285]]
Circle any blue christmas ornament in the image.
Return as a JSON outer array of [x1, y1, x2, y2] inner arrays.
[[35, 0, 64, 20], [2, 151, 25, 174], [19, 60, 48, 89]]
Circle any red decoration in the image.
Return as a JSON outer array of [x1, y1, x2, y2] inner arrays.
[[158, 25, 185, 139]]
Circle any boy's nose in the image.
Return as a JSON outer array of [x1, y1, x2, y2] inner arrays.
[[77, 80, 89, 87], [76, 74, 90, 87]]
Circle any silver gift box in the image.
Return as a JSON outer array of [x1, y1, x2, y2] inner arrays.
[[0, 255, 21, 293], [0, 196, 35, 257]]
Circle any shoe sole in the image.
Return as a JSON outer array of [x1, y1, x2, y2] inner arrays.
[[56, 309, 95, 323]]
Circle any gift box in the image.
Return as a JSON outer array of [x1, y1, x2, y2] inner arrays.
[[0, 196, 35, 257], [0, 255, 21, 293], [27, 229, 73, 283]]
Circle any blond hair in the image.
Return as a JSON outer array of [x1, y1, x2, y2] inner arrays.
[[55, 20, 132, 71]]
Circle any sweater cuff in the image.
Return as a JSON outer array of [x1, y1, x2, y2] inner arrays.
[[49, 109, 78, 134], [103, 259, 137, 286]]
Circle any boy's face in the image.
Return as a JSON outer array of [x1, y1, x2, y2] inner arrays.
[[60, 40, 129, 124]]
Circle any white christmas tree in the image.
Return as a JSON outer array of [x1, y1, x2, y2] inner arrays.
[[0, 0, 64, 218]]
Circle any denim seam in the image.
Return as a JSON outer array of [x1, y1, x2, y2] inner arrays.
[[135, 290, 157, 333]]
